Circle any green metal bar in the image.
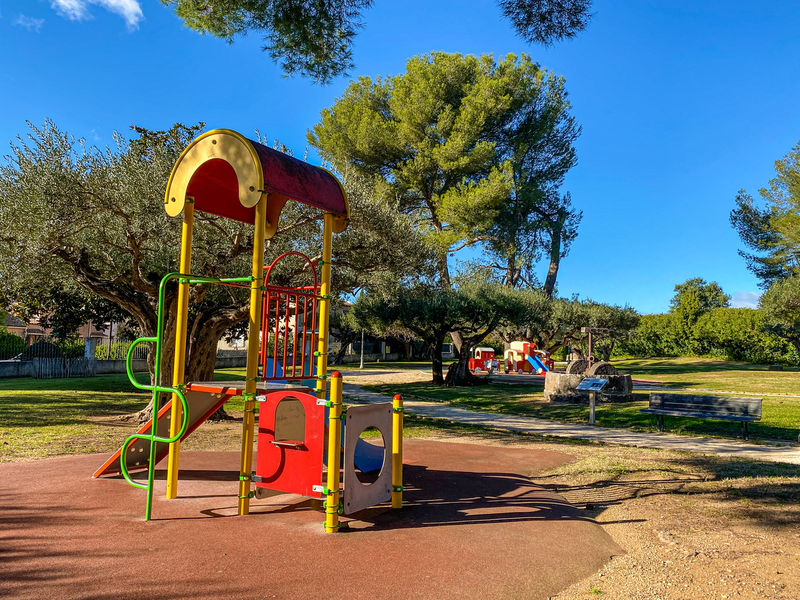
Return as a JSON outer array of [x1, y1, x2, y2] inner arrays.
[[120, 272, 240, 520], [183, 275, 254, 285], [120, 338, 189, 519]]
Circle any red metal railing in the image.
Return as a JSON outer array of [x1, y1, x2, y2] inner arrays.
[[260, 252, 320, 381]]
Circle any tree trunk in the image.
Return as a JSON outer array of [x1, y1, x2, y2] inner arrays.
[[330, 331, 358, 365], [505, 254, 519, 288], [543, 211, 567, 297], [331, 342, 350, 365], [450, 331, 464, 355], [444, 353, 485, 386], [186, 319, 232, 421], [430, 336, 445, 385], [444, 338, 487, 386], [600, 341, 615, 362]]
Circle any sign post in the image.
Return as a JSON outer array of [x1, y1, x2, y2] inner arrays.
[[576, 377, 609, 424]]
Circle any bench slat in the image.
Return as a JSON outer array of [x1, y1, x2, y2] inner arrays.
[[649, 393, 761, 419], [651, 404, 758, 416], [640, 408, 758, 422]]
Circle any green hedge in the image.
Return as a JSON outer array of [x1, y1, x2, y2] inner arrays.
[[617, 308, 798, 365], [0, 331, 25, 359]]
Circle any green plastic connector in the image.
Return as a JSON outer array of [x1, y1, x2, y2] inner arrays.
[[238, 491, 255, 500], [392, 485, 404, 492], [393, 407, 405, 413]]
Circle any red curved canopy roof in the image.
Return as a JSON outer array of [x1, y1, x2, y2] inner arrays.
[[166, 130, 348, 235]]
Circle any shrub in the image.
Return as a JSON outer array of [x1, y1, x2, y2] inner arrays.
[[0, 330, 26, 359]]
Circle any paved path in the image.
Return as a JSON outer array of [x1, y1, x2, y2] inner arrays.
[[343, 383, 800, 465]]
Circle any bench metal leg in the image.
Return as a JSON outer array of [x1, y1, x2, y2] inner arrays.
[[657, 415, 665, 432], [742, 421, 749, 441]]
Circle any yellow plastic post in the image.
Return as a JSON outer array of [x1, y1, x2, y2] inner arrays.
[[315, 212, 334, 403], [166, 198, 195, 499], [237, 193, 268, 516], [392, 394, 404, 509], [325, 372, 343, 533]]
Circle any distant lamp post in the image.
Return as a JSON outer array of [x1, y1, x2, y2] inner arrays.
[[359, 329, 365, 369]]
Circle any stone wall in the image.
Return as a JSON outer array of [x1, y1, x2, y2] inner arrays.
[[544, 371, 633, 403]]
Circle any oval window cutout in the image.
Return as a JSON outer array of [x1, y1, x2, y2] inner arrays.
[[356, 427, 385, 484], [274, 397, 305, 442]]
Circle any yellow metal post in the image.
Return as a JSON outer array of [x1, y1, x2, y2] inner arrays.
[[315, 212, 334, 403], [166, 198, 195, 499], [392, 394, 404, 509], [237, 193, 268, 516], [325, 372, 343, 533]]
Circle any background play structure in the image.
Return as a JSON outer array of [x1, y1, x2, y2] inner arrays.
[[504, 341, 553, 374]]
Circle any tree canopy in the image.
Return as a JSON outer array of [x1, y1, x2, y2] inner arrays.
[[669, 278, 729, 322], [163, 0, 593, 83], [528, 297, 638, 359], [0, 121, 430, 395], [352, 282, 544, 384], [309, 52, 579, 293], [731, 140, 800, 287], [759, 274, 800, 362]]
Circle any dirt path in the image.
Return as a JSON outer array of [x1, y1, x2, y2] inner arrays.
[[544, 446, 800, 599]]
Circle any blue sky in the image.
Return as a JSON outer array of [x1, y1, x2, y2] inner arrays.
[[2, 1, 799, 314]]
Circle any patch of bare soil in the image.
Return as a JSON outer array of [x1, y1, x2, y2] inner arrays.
[[538, 447, 800, 600], [337, 366, 432, 386]]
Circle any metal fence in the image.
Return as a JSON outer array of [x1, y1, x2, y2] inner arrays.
[[0, 334, 98, 379], [0, 336, 82, 361], [0, 332, 249, 378]]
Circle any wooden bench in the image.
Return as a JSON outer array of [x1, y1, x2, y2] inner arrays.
[[641, 393, 762, 440]]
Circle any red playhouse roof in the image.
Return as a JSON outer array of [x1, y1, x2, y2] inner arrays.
[[164, 129, 348, 237]]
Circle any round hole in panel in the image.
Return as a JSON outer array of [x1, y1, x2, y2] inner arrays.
[[355, 426, 385, 485]]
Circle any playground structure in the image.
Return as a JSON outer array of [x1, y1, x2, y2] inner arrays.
[[468, 346, 498, 373], [92, 129, 403, 531], [504, 341, 553, 375]]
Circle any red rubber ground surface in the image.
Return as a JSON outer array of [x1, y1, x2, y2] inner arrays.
[[1, 440, 622, 600]]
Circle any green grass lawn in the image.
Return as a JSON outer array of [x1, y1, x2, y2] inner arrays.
[[365, 357, 800, 443], [0, 373, 151, 461], [2, 357, 797, 463], [614, 357, 800, 396], [0, 364, 444, 462]]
